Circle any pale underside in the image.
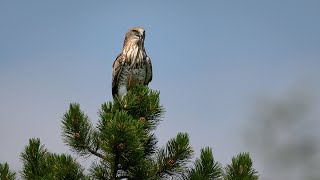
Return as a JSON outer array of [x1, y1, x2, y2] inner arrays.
[[117, 65, 147, 98], [112, 46, 152, 98]]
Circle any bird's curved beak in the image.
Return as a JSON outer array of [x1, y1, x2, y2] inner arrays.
[[139, 31, 145, 40], [138, 34, 144, 43]]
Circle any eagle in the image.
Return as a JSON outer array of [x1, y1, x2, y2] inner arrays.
[[112, 26, 152, 99]]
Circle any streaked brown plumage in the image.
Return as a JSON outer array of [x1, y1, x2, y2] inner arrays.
[[112, 26, 152, 98]]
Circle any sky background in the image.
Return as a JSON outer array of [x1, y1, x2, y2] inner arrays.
[[1, 1, 320, 179]]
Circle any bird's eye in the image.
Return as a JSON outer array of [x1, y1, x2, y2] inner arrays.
[[132, 30, 140, 35]]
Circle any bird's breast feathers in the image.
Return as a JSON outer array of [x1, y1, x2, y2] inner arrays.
[[121, 65, 146, 88]]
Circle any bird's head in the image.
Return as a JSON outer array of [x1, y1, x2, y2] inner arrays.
[[124, 26, 146, 47]]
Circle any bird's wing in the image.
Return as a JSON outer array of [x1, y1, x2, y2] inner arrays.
[[112, 54, 125, 97], [145, 56, 152, 85]]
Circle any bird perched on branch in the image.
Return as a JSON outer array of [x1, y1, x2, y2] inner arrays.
[[112, 26, 153, 99]]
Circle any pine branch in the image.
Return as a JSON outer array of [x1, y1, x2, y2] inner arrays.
[[98, 110, 147, 179], [46, 153, 86, 179], [185, 147, 222, 180], [89, 161, 111, 180], [114, 85, 165, 131], [100, 86, 163, 160], [113, 152, 119, 180], [20, 138, 49, 179], [88, 148, 105, 160], [0, 162, 16, 180], [224, 152, 258, 180], [62, 103, 106, 159], [20, 138, 87, 179], [155, 132, 194, 179]]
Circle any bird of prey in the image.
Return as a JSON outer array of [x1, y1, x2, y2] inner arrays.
[[112, 26, 152, 99]]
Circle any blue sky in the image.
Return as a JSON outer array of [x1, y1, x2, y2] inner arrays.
[[1, 1, 320, 178]]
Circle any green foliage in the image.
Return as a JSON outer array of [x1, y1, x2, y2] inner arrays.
[[113, 85, 164, 130], [155, 133, 193, 179], [0, 162, 16, 180], [62, 103, 97, 157], [61, 85, 166, 179], [20, 138, 86, 179], [16, 85, 259, 179], [224, 152, 258, 180], [98, 110, 146, 178], [89, 161, 111, 180], [186, 147, 222, 180], [20, 138, 48, 179], [45, 153, 85, 179]]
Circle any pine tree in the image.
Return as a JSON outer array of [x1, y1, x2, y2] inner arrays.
[[6, 85, 259, 179], [60, 85, 259, 179], [0, 162, 16, 180]]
